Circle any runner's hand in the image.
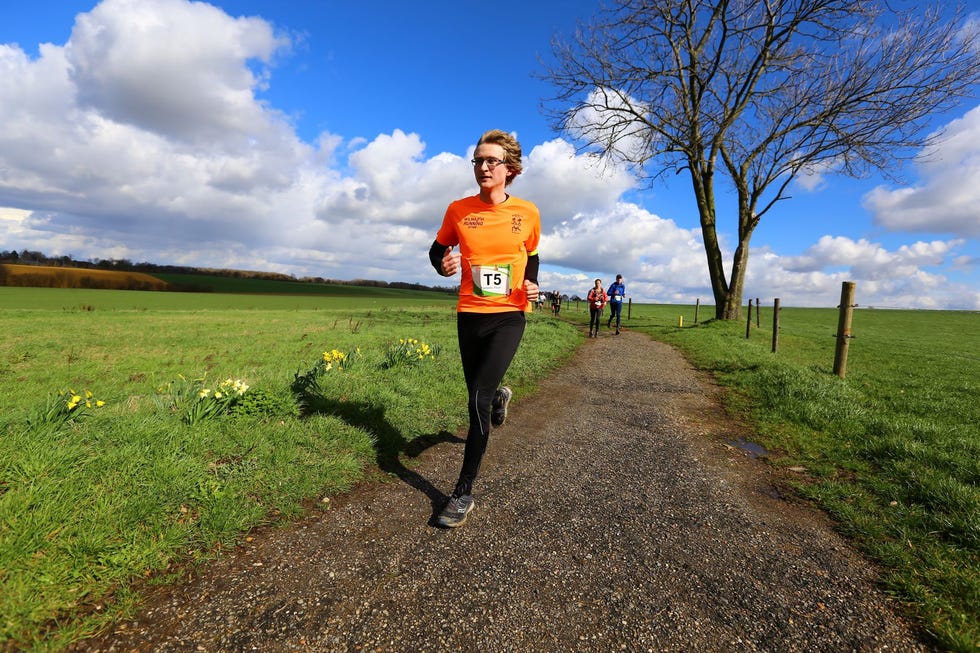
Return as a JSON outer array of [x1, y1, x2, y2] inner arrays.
[[524, 280, 539, 302], [441, 246, 460, 276]]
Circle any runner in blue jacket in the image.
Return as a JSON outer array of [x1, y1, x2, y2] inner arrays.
[[606, 274, 626, 334]]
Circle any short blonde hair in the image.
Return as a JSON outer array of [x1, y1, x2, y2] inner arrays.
[[477, 129, 523, 186]]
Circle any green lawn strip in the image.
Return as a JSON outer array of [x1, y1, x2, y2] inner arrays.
[[0, 295, 579, 650], [0, 285, 458, 311], [626, 307, 979, 652]]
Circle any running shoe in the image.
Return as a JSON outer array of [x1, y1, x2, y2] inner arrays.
[[437, 494, 474, 528], [491, 386, 513, 427]]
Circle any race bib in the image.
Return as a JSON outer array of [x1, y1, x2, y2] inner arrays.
[[612, 295, 622, 302], [472, 264, 512, 297]]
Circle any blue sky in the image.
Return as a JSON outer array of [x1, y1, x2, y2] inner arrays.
[[1, 0, 979, 309]]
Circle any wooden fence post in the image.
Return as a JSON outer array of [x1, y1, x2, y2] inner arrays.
[[694, 298, 700, 324], [771, 298, 780, 353], [833, 282, 857, 378], [746, 298, 753, 339], [756, 298, 761, 327], [628, 298, 632, 320]]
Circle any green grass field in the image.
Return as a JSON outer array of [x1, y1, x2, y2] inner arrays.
[[1, 285, 977, 651]]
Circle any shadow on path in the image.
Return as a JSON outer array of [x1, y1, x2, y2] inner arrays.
[[300, 393, 462, 519]]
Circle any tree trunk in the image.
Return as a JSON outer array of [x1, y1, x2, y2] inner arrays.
[[690, 166, 740, 320], [695, 193, 748, 321], [693, 157, 757, 320], [718, 243, 748, 320], [699, 207, 752, 320], [701, 221, 733, 318]]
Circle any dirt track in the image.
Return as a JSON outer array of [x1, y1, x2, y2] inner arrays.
[[76, 330, 930, 652]]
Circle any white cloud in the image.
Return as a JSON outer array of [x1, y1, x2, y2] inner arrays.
[[863, 105, 980, 237], [536, 201, 710, 302], [69, 0, 290, 144], [0, 207, 31, 230], [0, 0, 976, 311], [520, 138, 635, 224], [0, 0, 311, 249], [793, 157, 842, 192], [748, 236, 979, 310], [564, 87, 652, 167], [314, 130, 469, 225]]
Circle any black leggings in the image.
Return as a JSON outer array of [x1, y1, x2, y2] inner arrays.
[[589, 308, 603, 332], [455, 311, 526, 495]]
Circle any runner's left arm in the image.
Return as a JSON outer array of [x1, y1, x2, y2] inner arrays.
[[524, 253, 539, 285], [523, 253, 539, 301]]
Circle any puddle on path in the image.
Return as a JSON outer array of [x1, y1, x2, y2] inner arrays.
[[727, 438, 770, 459]]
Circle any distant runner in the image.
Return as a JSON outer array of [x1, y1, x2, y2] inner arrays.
[[606, 274, 626, 335], [551, 290, 562, 316], [587, 278, 607, 338]]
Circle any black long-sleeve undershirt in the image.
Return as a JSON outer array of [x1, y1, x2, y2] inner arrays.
[[428, 239, 447, 275], [524, 253, 539, 285]]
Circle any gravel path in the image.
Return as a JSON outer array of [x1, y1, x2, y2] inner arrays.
[[76, 330, 929, 652]]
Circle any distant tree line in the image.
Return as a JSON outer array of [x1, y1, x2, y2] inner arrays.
[[0, 250, 456, 295]]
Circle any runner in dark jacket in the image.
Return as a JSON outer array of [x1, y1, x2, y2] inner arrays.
[[606, 274, 626, 334]]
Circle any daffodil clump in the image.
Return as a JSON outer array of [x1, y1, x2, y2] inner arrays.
[[381, 338, 439, 369], [156, 374, 250, 425], [291, 347, 361, 397], [29, 389, 106, 427], [323, 347, 359, 371]]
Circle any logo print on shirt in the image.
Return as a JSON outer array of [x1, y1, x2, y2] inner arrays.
[[511, 215, 522, 234], [463, 215, 485, 229]]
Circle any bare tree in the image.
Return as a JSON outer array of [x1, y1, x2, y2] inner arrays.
[[544, 0, 980, 319]]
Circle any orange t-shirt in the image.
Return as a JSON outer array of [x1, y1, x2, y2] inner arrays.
[[436, 194, 541, 313]]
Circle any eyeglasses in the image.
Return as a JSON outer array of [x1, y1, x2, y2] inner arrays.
[[471, 157, 506, 169]]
